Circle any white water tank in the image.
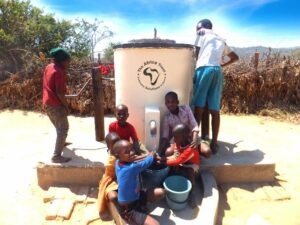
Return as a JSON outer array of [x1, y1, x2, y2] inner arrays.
[[114, 39, 194, 147]]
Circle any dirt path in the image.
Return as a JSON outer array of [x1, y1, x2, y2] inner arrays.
[[0, 110, 299, 225]]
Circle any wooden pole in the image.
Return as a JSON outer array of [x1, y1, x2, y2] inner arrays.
[[92, 67, 105, 141]]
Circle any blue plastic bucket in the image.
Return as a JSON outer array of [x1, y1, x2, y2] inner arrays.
[[165, 195, 188, 211], [142, 164, 170, 189], [163, 175, 192, 203]]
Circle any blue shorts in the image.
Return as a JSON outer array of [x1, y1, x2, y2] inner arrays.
[[191, 66, 223, 111]]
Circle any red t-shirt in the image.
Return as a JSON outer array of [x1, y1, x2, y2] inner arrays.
[[166, 143, 200, 166], [42, 63, 67, 106], [109, 121, 139, 142]]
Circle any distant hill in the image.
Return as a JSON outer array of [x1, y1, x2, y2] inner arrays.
[[232, 46, 300, 59]]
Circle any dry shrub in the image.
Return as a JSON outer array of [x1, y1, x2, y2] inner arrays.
[[0, 59, 115, 115], [222, 57, 300, 115], [0, 54, 299, 120]]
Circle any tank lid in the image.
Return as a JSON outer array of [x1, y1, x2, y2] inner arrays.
[[114, 38, 193, 49]]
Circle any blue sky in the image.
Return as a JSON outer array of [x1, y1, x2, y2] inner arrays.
[[31, 0, 300, 51]]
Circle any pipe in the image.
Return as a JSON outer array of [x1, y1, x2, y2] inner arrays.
[[65, 77, 92, 98]]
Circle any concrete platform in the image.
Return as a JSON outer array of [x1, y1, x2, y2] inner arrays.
[[201, 137, 275, 184], [37, 135, 275, 188]]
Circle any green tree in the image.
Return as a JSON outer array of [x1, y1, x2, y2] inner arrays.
[[0, 0, 73, 73], [102, 42, 120, 63], [64, 18, 113, 60], [0, 0, 114, 77]]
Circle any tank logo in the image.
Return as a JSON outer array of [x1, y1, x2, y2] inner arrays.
[[137, 60, 166, 90]]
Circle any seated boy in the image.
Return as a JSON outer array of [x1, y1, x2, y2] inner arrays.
[[98, 132, 120, 220], [112, 140, 165, 225], [159, 123, 200, 208], [109, 104, 147, 154], [98, 132, 148, 222], [158, 91, 211, 157]]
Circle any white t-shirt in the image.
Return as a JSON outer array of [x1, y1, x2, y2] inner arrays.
[[194, 29, 232, 69]]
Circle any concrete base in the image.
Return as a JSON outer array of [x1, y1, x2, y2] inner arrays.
[[201, 138, 275, 184], [36, 141, 108, 189], [36, 136, 275, 188]]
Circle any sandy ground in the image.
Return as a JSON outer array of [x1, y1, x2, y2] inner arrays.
[[0, 109, 299, 225]]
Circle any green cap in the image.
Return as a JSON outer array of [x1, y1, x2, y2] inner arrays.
[[49, 47, 71, 62]]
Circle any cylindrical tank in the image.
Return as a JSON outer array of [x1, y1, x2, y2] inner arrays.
[[114, 39, 194, 144]]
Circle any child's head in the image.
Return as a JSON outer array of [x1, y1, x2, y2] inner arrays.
[[196, 19, 213, 32], [111, 140, 135, 162], [115, 104, 129, 125], [165, 91, 179, 113], [172, 123, 190, 146], [105, 132, 120, 150]]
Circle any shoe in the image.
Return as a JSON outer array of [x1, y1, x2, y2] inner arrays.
[[51, 155, 71, 163]]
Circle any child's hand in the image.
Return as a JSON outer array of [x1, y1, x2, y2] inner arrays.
[[190, 141, 198, 149], [190, 137, 199, 149]]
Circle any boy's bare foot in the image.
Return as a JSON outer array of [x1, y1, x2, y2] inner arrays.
[[210, 142, 219, 154], [200, 140, 211, 158], [64, 142, 72, 147], [51, 155, 71, 163]]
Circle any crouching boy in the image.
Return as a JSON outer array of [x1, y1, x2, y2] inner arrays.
[[112, 140, 165, 225]]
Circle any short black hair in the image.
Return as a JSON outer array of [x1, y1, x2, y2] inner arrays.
[[105, 132, 120, 144], [111, 139, 130, 157], [165, 91, 178, 100], [115, 104, 128, 112], [197, 19, 213, 30], [172, 123, 189, 136]]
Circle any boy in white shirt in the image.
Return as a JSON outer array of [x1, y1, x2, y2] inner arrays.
[[192, 19, 239, 153]]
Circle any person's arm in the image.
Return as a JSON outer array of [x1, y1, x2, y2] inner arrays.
[[221, 45, 239, 67], [165, 147, 194, 166], [132, 152, 148, 162], [194, 46, 200, 61], [132, 141, 143, 155], [191, 131, 199, 149], [157, 116, 170, 154], [55, 73, 69, 113], [185, 106, 199, 148], [132, 153, 154, 173], [157, 138, 169, 155]]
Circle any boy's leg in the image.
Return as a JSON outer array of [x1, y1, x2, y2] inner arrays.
[[45, 105, 70, 163], [119, 203, 158, 225], [201, 104, 210, 140], [176, 167, 197, 208], [100, 190, 118, 221], [186, 169, 197, 208], [210, 110, 220, 154], [207, 67, 223, 154], [107, 201, 126, 225], [146, 188, 166, 203]]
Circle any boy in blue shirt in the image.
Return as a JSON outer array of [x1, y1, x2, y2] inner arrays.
[[112, 140, 165, 225]]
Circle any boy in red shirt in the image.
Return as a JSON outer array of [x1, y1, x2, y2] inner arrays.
[[43, 48, 71, 163], [159, 123, 200, 208], [109, 104, 147, 154]]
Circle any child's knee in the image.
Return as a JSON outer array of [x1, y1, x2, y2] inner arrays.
[[155, 187, 166, 199], [165, 148, 174, 157], [107, 190, 118, 202]]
